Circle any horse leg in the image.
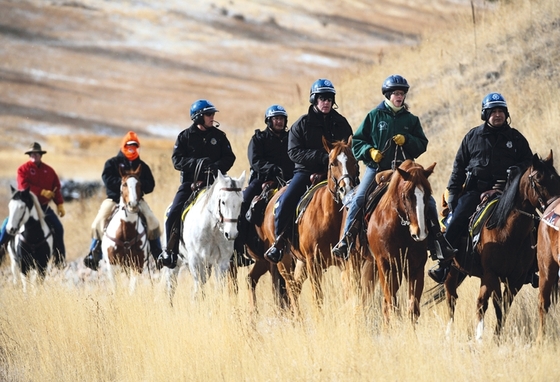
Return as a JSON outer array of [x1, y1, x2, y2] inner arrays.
[[278, 256, 301, 317], [360, 259, 377, 314], [163, 266, 179, 307], [246, 259, 268, 313], [475, 274, 500, 341], [407, 263, 425, 324], [444, 266, 460, 334], [270, 263, 290, 310], [377, 257, 399, 323], [306, 245, 324, 308], [538, 262, 558, 342]]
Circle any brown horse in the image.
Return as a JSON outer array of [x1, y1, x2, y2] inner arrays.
[[443, 152, 560, 341], [102, 165, 148, 293], [257, 137, 359, 311], [365, 160, 436, 323]]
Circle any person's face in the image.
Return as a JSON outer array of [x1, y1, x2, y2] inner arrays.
[[270, 116, 286, 133], [316, 94, 333, 114], [390, 90, 406, 107], [488, 108, 506, 127], [29, 152, 42, 164], [200, 112, 215, 129]]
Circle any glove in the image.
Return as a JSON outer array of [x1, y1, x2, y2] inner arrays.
[[271, 165, 283, 178], [393, 134, 406, 146], [40, 189, 55, 200], [206, 162, 219, 171], [57, 204, 65, 217], [369, 148, 383, 163]]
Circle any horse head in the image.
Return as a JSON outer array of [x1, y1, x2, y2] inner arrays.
[[394, 160, 436, 242], [524, 151, 560, 211], [6, 187, 39, 235], [119, 164, 143, 213], [212, 170, 245, 240], [322, 136, 359, 203]]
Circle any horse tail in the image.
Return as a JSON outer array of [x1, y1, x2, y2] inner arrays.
[[485, 166, 523, 230]]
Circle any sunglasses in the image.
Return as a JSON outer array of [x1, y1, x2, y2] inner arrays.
[[318, 96, 333, 102], [203, 112, 216, 117]]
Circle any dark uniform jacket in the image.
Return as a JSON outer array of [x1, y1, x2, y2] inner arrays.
[[172, 123, 236, 184], [447, 122, 533, 206], [289, 105, 353, 174], [248, 128, 294, 183], [103, 151, 155, 203]]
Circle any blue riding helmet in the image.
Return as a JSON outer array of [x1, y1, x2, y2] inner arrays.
[[309, 79, 336, 104], [481, 92, 509, 120], [190, 99, 219, 121], [381, 75, 410, 97], [264, 104, 288, 124]]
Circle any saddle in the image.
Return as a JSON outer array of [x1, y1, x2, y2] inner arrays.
[[246, 181, 277, 226]]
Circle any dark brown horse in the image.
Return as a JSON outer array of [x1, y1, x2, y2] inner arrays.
[[444, 152, 560, 341], [364, 160, 436, 323], [102, 165, 148, 293], [257, 137, 359, 312]]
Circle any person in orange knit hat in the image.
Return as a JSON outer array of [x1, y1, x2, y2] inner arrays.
[[84, 131, 162, 271], [0, 142, 66, 266]]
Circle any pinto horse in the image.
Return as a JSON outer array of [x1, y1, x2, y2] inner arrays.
[[258, 137, 359, 311], [102, 165, 148, 293], [164, 171, 245, 302], [6, 186, 54, 291], [443, 152, 560, 341], [364, 160, 436, 323]]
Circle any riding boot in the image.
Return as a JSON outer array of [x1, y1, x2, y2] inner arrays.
[[149, 238, 163, 268], [428, 259, 452, 284], [427, 219, 457, 262], [84, 238, 102, 271], [264, 234, 286, 264], [332, 219, 360, 261], [157, 221, 179, 269]]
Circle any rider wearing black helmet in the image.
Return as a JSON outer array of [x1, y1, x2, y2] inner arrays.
[[332, 74, 456, 265], [428, 92, 534, 284], [158, 99, 236, 269], [264, 79, 353, 263]]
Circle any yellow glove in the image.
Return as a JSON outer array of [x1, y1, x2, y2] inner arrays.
[[369, 148, 383, 163], [393, 134, 406, 146], [57, 204, 65, 218], [40, 189, 55, 200]]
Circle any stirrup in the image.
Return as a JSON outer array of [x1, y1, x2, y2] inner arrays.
[[157, 250, 177, 269], [428, 262, 450, 284]]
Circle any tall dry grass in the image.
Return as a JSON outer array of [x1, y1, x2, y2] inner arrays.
[[2, 0, 560, 380]]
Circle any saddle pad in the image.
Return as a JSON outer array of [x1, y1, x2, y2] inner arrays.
[[294, 180, 328, 224], [542, 198, 560, 231], [470, 197, 499, 238], [181, 189, 207, 221]]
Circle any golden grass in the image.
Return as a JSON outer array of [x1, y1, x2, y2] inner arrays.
[[2, 0, 560, 379]]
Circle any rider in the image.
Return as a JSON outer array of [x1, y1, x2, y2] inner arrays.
[[158, 99, 236, 269], [0, 142, 66, 265], [332, 74, 456, 264], [264, 79, 353, 263], [83, 131, 162, 271], [233, 104, 294, 259], [428, 92, 534, 284]]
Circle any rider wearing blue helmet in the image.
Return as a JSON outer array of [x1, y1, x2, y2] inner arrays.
[[428, 92, 534, 284], [233, 104, 295, 262], [264, 79, 353, 263], [158, 99, 236, 269]]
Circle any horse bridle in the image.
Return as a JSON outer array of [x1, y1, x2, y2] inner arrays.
[[527, 169, 549, 212], [216, 186, 242, 224], [327, 152, 358, 204]]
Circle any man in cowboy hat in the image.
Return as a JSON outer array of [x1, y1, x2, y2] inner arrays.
[[0, 142, 66, 266]]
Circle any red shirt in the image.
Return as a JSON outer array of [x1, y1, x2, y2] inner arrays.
[[17, 160, 63, 206]]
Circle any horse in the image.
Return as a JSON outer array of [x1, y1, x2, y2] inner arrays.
[[363, 160, 436, 323], [164, 170, 245, 301], [102, 165, 149, 293], [442, 152, 560, 341], [6, 186, 54, 291], [258, 137, 359, 312]]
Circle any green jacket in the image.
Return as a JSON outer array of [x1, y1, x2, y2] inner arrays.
[[352, 101, 428, 170]]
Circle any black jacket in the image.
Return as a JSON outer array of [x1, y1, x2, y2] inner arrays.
[[102, 151, 155, 203], [447, 122, 533, 202], [248, 127, 294, 183], [172, 123, 236, 183], [288, 106, 353, 174]]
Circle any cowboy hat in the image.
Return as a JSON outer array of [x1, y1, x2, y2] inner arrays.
[[25, 142, 47, 155]]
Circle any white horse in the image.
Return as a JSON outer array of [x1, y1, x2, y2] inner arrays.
[[6, 187, 54, 292], [102, 166, 149, 294], [164, 170, 245, 301]]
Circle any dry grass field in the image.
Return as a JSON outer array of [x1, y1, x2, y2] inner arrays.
[[2, 0, 560, 380]]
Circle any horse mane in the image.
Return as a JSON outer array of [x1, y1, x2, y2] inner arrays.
[[377, 160, 432, 212], [29, 191, 45, 221], [486, 165, 526, 230]]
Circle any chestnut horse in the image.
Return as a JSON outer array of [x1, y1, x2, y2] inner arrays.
[[444, 152, 560, 341], [102, 165, 148, 293], [365, 160, 436, 323], [257, 137, 359, 311]]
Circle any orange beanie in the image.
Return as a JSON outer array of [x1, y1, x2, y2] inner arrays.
[[121, 131, 140, 161]]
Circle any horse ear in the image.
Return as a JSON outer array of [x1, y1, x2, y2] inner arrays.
[[238, 171, 246, 187], [217, 169, 225, 182], [544, 149, 553, 165], [397, 167, 411, 181], [424, 162, 437, 178], [135, 163, 142, 176], [347, 135, 353, 146], [10, 185, 16, 194], [322, 136, 332, 153]]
